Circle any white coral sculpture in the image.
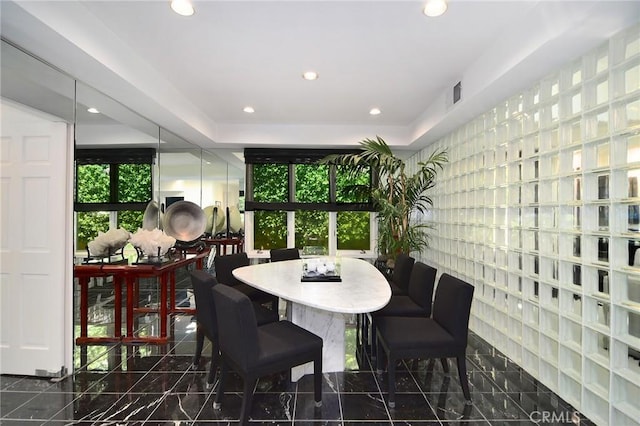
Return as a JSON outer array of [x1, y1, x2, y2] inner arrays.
[[87, 228, 131, 257], [129, 228, 176, 257]]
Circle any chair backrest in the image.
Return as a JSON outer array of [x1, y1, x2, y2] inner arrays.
[[211, 284, 259, 371], [214, 252, 249, 287], [190, 270, 219, 338], [432, 274, 475, 345], [407, 262, 437, 316], [270, 248, 300, 262], [392, 253, 415, 292]]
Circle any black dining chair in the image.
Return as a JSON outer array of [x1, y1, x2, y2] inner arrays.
[[370, 262, 437, 355], [211, 284, 323, 424], [214, 252, 278, 311], [389, 253, 415, 295], [269, 247, 301, 262], [357, 253, 415, 360], [269, 247, 301, 317], [376, 273, 475, 407], [189, 270, 278, 388]]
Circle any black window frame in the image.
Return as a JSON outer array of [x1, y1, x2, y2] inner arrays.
[[74, 148, 154, 212], [244, 148, 375, 212]]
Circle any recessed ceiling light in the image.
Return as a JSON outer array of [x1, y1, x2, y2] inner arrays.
[[302, 71, 319, 81], [243, 106, 255, 113], [87, 107, 100, 114], [170, 0, 194, 16], [423, 0, 447, 17], [369, 108, 381, 116]]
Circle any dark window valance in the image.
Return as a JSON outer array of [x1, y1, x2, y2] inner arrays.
[[74, 149, 153, 210], [244, 201, 372, 212], [75, 148, 155, 165], [244, 148, 359, 165]]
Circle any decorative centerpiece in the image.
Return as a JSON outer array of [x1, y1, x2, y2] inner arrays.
[[85, 228, 131, 264], [129, 228, 176, 265], [163, 200, 207, 254], [301, 257, 341, 282]]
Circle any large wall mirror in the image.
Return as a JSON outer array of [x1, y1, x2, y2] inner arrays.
[[157, 131, 246, 239], [74, 82, 160, 252], [1, 39, 247, 254], [0, 37, 246, 376], [73, 85, 246, 251]]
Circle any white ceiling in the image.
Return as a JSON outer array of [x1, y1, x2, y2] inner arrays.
[[1, 0, 639, 152]]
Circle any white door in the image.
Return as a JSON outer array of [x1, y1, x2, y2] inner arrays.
[[0, 99, 72, 377]]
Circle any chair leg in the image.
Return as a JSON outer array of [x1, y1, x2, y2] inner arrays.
[[213, 361, 227, 409], [388, 356, 396, 408], [370, 318, 377, 360], [192, 325, 205, 369], [456, 355, 472, 404], [266, 295, 278, 312], [206, 341, 219, 388], [440, 357, 449, 373], [239, 377, 257, 425], [376, 334, 386, 374], [313, 354, 323, 407]]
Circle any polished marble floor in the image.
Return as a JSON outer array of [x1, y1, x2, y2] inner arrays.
[[1, 318, 595, 425], [1, 270, 595, 424]]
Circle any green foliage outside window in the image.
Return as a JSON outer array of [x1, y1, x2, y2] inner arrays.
[[76, 211, 110, 250], [336, 165, 370, 203], [77, 164, 110, 203], [75, 162, 152, 250], [336, 166, 371, 250], [253, 164, 288, 202], [251, 161, 372, 252], [295, 210, 329, 252], [254, 210, 287, 250], [118, 164, 151, 202], [337, 211, 370, 250], [117, 210, 145, 233], [295, 164, 328, 202]]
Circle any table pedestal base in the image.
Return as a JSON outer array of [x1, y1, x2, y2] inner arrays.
[[289, 302, 345, 382]]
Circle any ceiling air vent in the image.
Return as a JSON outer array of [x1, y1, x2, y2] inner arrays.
[[453, 81, 462, 104]]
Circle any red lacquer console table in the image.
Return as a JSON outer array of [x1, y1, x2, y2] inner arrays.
[[74, 251, 207, 345]]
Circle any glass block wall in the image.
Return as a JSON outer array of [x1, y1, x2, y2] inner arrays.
[[410, 24, 640, 426]]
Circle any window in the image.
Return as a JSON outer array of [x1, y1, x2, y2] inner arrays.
[[76, 164, 110, 203], [244, 148, 375, 255], [336, 165, 370, 203], [336, 165, 371, 251], [75, 149, 154, 250], [295, 210, 329, 253], [337, 211, 371, 250], [253, 210, 287, 251], [253, 164, 288, 203], [295, 164, 329, 203]]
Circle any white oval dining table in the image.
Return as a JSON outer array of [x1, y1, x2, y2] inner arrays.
[[233, 257, 391, 380]]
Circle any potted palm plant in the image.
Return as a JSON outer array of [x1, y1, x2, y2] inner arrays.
[[321, 136, 447, 263]]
